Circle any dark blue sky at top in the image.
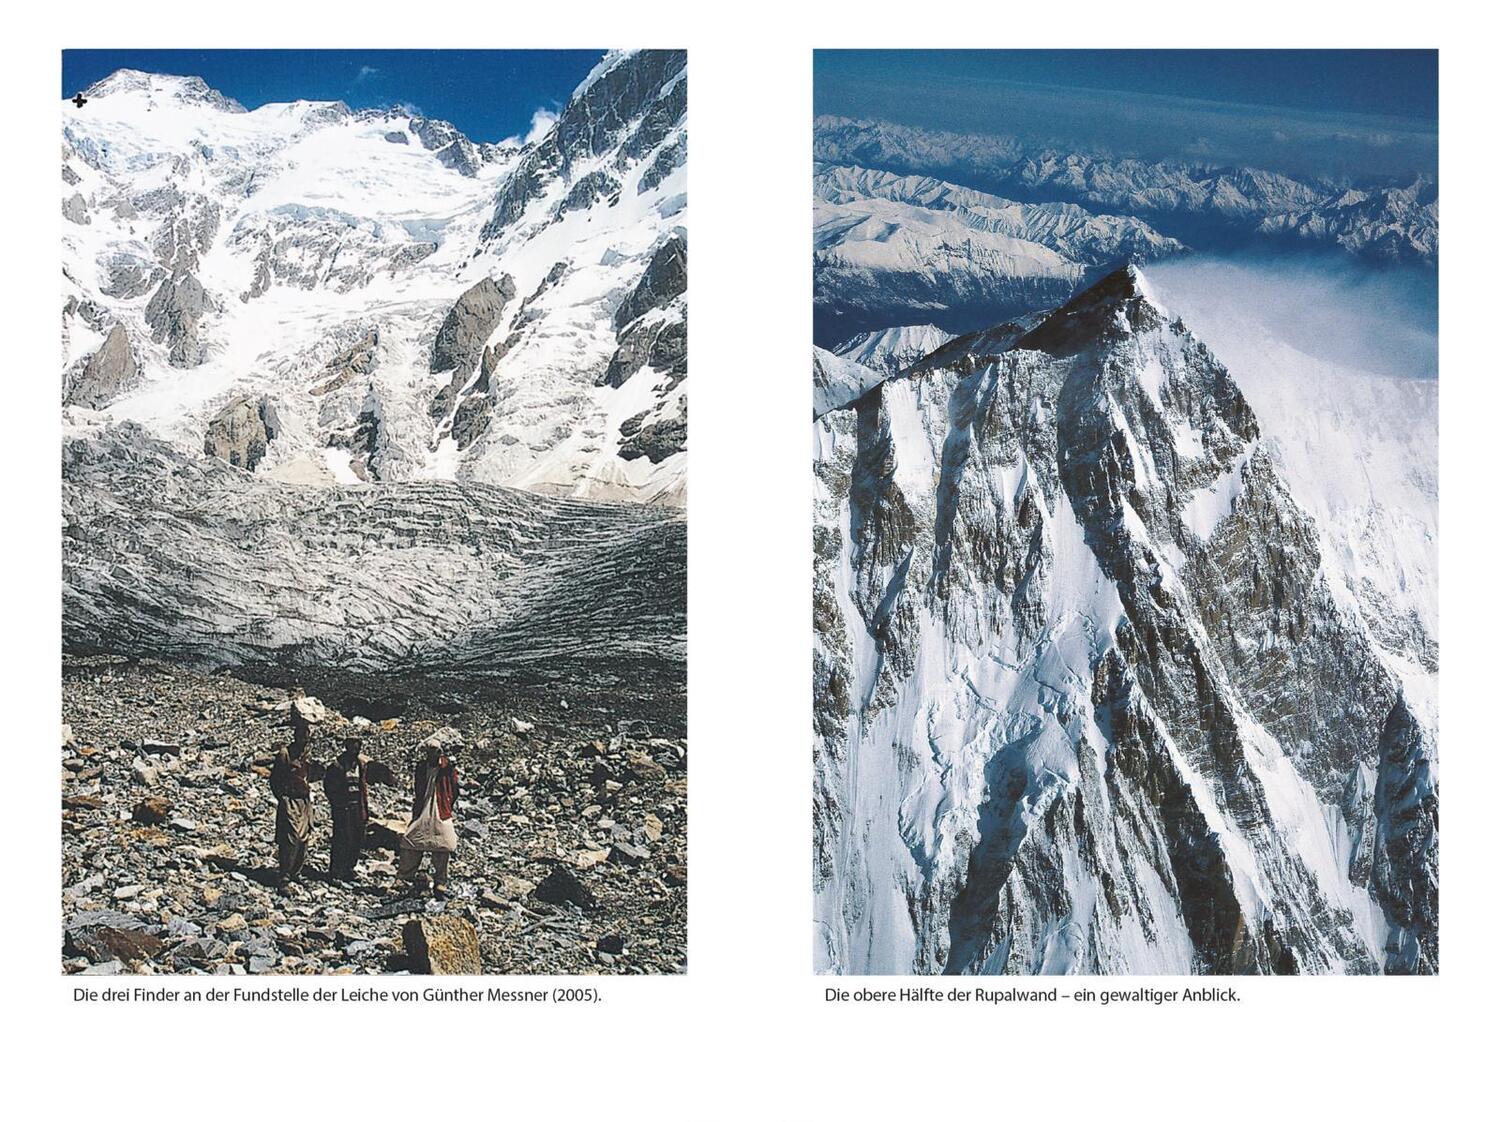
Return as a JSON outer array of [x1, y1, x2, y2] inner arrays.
[[63, 49, 605, 143], [816, 50, 1439, 181]]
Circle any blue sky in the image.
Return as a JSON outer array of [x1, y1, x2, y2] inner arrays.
[[815, 50, 1438, 180], [63, 49, 604, 143]]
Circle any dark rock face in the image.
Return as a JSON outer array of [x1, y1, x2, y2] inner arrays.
[[614, 234, 686, 331], [814, 267, 1437, 975], [638, 134, 686, 194], [596, 234, 688, 464], [383, 130, 409, 145], [601, 233, 687, 392], [429, 275, 515, 420], [66, 324, 139, 409], [1372, 698, 1439, 973], [432, 277, 519, 417], [203, 396, 281, 471], [145, 274, 213, 367], [411, 117, 482, 177], [602, 317, 685, 390], [555, 170, 621, 219], [449, 395, 491, 450], [560, 51, 687, 167]]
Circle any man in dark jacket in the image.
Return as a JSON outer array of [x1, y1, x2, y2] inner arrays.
[[323, 736, 395, 883]]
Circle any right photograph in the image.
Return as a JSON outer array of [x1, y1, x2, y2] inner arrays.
[[812, 50, 1438, 975]]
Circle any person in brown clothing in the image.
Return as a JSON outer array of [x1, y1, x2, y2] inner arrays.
[[269, 710, 317, 890], [323, 736, 395, 883]]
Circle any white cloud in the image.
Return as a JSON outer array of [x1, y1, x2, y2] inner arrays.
[[524, 107, 558, 145], [354, 65, 379, 85]]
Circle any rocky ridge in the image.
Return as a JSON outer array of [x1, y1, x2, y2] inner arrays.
[[813, 266, 1437, 975]]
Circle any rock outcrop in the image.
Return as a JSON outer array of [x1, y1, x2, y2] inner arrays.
[[613, 234, 686, 331], [429, 276, 515, 420], [144, 273, 213, 367], [203, 396, 281, 471], [65, 324, 139, 409]]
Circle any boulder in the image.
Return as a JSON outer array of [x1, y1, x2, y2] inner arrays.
[[365, 817, 408, 852], [132, 797, 172, 825], [402, 915, 482, 974], [204, 396, 281, 471], [533, 867, 596, 910], [66, 925, 163, 965], [420, 726, 463, 751], [287, 696, 329, 725]]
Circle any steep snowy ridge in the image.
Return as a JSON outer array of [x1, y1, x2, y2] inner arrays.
[[813, 266, 1437, 974], [61, 51, 686, 505]]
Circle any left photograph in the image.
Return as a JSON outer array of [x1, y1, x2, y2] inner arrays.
[[60, 48, 687, 975]]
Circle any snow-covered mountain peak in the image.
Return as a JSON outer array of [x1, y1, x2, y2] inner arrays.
[[1011, 263, 1172, 357], [814, 260, 1437, 975], [79, 69, 247, 114]]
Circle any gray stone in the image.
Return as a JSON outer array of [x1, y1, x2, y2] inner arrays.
[[63, 192, 90, 225], [145, 273, 214, 367], [429, 275, 515, 419], [65, 324, 139, 409], [203, 396, 281, 471]]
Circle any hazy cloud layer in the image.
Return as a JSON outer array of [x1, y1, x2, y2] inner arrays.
[[1146, 254, 1437, 380]]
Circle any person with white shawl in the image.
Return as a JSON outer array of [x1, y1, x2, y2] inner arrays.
[[396, 738, 460, 898]]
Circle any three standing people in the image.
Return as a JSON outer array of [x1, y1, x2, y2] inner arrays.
[[267, 702, 461, 897]]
